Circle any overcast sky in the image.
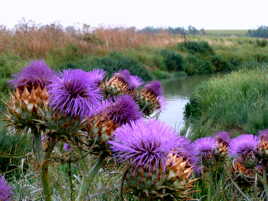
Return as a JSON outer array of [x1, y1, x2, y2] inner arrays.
[[1, 0, 268, 29]]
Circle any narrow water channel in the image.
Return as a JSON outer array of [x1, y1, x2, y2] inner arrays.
[[158, 75, 211, 131]]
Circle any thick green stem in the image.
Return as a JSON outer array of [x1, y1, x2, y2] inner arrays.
[[68, 159, 74, 201], [33, 132, 43, 162], [76, 154, 105, 201], [32, 131, 55, 201], [41, 154, 52, 201]]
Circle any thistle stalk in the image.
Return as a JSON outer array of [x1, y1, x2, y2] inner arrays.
[[76, 153, 105, 201], [32, 130, 56, 201]]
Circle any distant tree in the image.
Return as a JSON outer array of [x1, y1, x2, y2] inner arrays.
[[140, 26, 203, 35], [248, 26, 268, 38], [188, 26, 199, 35]]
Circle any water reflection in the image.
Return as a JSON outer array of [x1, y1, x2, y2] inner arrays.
[[159, 75, 211, 131]]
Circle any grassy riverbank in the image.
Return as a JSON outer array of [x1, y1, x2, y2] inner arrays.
[[185, 67, 268, 139]]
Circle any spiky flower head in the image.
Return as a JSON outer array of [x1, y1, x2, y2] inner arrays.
[[105, 95, 142, 125], [230, 135, 260, 176], [5, 86, 50, 132], [258, 129, 268, 155], [9, 60, 55, 90], [193, 137, 217, 161], [144, 81, 163, 97], [84, 95, 142, 155], [109, 119, 178, 171], [103, 69, 143, 97], [214, 131, 231, 144], [136, 81, 165, 116], [214, 131, 231, 155], [0, 176, 12, 201], [87, 69, 106, 86], [114, 69, 143, 89], [48, 69, 102, 118], [172, 136, 195, 164], [89, 95, 142, 126], [122, 135, 197, 201], [229, 134, 259, 158], [167, 137, 197, 181]]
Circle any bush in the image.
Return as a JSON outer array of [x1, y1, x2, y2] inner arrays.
[[253, 53, 268, 63], [58, 52, 152, 81], [183, 55, 215, 75], [248, 26, 268, 38], [209, 55, 232, 72], [185, 69, 268, 138], [0, 53, 27, 79], [255, 39, 268, 47], [160, 49, 184, 71], [151, 69, 171, 80], [177, 41, 214, 55], [46, 44, 84, 68]]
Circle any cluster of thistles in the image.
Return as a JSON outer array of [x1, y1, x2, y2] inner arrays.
[[5, 60, 165, 156], [5, 60, 268, 200]]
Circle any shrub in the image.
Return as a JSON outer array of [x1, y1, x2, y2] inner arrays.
[[57, 52, 152, 81], [46, 44, 84, 68], [183, 55, 215, 75], [255, 39, 268, 47], [177, 41, 214, 55], [248, 26, 268, 38], [253, 53, 268, 63], [209, 55, 232, 72], [151, 69, 171, 80], [185, 69, 268, 138], [160, 49, 184, 71], [0, 53, 27, 79]]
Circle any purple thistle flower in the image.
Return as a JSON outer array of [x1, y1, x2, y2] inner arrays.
[[173, 136, 197, 167], [48, 69, 102, 118], [229, 134, 259, 158], [107, 95, 142, 125], [176, 136, 191, 147], [109, 119, 178, 171], [90, 95, 142, 125], [63, 143, 72, 151], [193, 137, 217, 160], [214, 131, 231, 145], [87, 69, 106, 86], [258, 129, 268, 141], [144, 81, 163, 97], [0, 176, 12, 201], [129, 74, 143, 88], [114, 70, 143, 89], [9, 60, 56, 89]]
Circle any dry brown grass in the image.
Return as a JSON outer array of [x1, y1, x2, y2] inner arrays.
[[0, 23, 183, 58]]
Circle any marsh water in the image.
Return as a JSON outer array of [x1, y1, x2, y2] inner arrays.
[[158, 75, 211, 131]]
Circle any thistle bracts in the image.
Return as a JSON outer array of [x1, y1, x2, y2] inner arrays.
[[5, 86, 49, 132], [135, 81, 164, 116], [258, 130, 268, 156], [229, 134, 259, 177], [110, 120, 196, 200], [101, 70, 142, 97], [120, 150, 197, 201], [214, 131, 231, 156], [85, 95, 142, 155]]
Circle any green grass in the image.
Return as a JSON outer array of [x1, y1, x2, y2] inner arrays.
[[185, 68, 268, 139], [205, 29, 248, 36]]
